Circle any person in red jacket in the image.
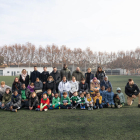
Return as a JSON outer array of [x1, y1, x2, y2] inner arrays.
[[37, 93, 50, 111]]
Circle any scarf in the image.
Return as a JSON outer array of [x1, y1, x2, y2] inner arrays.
[[22, 73, 27, 81]]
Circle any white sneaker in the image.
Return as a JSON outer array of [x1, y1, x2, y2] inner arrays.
[[118, 105, 120, 108], [44, 109, 48, 111]]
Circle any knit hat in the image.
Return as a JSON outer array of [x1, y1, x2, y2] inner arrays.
[[116, 87, 121, 92], [93, 77, 97, 80]]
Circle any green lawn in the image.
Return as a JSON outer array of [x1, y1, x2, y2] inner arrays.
[[0, 75, 140, 140]]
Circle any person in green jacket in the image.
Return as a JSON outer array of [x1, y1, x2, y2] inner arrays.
[[70, 91, 81, 109], [116, 87, 125, 106], [49, 93, 60, 109], [79, 92, 86, 110], [60, 92, 71, 109], [0, 88, 12, 110]]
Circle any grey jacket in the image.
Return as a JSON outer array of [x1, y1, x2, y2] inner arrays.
[[10, 94, 21, 107], [34, 81, 43, 90], [72, 70, 84, 82], [0, 85, 11, 96], [60, 68, 72, 81]]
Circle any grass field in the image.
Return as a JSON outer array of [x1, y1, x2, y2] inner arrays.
[[0, 75, 140, 140]]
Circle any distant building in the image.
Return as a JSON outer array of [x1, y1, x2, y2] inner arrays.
[[0, 67, 53, 76]]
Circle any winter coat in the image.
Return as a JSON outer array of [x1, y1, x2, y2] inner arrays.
[[60, 68, 72, 81], [90, 80, 100, 91], [70, 96, 81, 103], [85, 97, 93, 104], [10, 94, 21, 107], [2, 90, 12, 104], [50, 71, 61, 84], [79, 82, 88, 93], [69, 80, 79, 93], [72, 70, 84, 82], [125, 82, 140, 97], [99, 89, 107, 103], [94, 96, 102, 104], [52, 97, 60, 106], [30, 70, 40, 83], [40, 71, 50, 83], [19, 88, 31, 99], [29, 96, 39, 107], [85, 72, 94, 83], [58, 80, 71, 93], [60, 96, 71, 105], [27, 85, 34, 93], [0, 85, 11, 96], [12, 82, 21, 94], [19, 74, 29, 87], [95, 71, 106, 83], [44, 80, 56, 93], [116, 87, 125, 103], [34, 81, 43, 90], [106, 91, 114, 105], [100, 80, 112, 91]]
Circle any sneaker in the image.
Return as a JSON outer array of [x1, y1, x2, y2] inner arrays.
[[81, 106, 83, 110], [83, 106, 86, 110], [91, 107, 93, 110], [17, 107, 20, 110], [118, 105, 120, 108], [132, 99, 134, 104], [97, 106, 99, 109], [88, 107, 91, 110], [108, 105, 111, 108], [67, 107, 71, 109], [138, 104, 140, 108], [44, 109, 48, 111], [111, 105, 115, 108], [35, 108, 40, 111], [12, 109, 17, 112], [73, 107, 75, 109], [49, 107, 53, 110]]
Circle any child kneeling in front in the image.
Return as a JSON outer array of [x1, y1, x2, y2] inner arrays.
[[94, 92, 103, 109], [106, 87, 115, 108], [114, 94, 121, 108], [49, 93, 60, 109], [99, 86, 107, 107], [29, 92, 39, 110], [80, 92, 86, 109], [116, 87, 125, 106], [60, 92, 71, 109], [37, 93, 50, 111], [70, 91, 81, 109], [85, 92, 93, 110], [9, 90, 21, 112]]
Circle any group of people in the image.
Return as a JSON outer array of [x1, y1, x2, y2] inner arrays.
[[0, 64, 140, 112]]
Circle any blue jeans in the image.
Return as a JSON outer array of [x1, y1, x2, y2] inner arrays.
[[94, 99, 103, 109], [60, 104, 71, 109], [0, 102, 11, 110], [60, 91, 69, 97]]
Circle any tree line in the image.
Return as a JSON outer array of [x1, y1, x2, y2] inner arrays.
[[0, 42, 140, 74]]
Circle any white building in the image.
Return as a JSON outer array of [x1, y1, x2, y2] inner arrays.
[[0, 67, 53, 76]]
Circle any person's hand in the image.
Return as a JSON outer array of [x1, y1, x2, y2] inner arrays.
[[22, 99, 24, 102], [63, 103, 65, 106], [2, 103, 4, 107], [29, 107, 33, 110], [52, 93, 54, 96], [25, 99, 28, 101], [132, 95, 136, 98], [43, 82, 46, 84], [82, 103, 83, 105], [52, 105, 55, 108], [66, 103, 68, 105], [75, 101, 76, 103], [70, 100, 72, 102], [84, 92, 86, 94], [103, 101, 105, 103], [40, 108, 43, 111]]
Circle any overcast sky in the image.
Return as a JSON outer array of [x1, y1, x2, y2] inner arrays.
[[0, 0, 140, 52]]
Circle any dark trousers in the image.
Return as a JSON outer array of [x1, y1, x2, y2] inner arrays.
[[0, 94, 3, 101], [60, 104, 71, 109], [21, 101, 29, 108], [37, 92, 42, 103], [71, 101, 78, 108], [94, 99, 103, 108]]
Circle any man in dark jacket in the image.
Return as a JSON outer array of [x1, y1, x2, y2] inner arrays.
[[60, 64, 71, 81], [40, 67, 50, 89], [50, 67, 61, 93], [125, 79, 140, 107], [72, 67, 84, 83], [30, 66, 40, 83]]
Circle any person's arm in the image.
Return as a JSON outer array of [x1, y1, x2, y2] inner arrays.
[[122, 93, 125, 103], [1, 94, 5, 104], [27, 75, 29, 86], [52, 83, 56, 93], [56, 73, 61, 83], [67, 82, 71, 92], [99, 96, 102, 104], [58, 82, 62, 92], [85, 83, 88, 92], [125, 86, 132, 97], [67, 97, 71, 105], [85, 98, 88, 104], [134, 85, 140, 96], [29, 98, 31, 107], [60, 96, 63, 105], [68, 71, 72, 81], [32, 96, 39, 107], [13, 95, 21, 107], [76, 96, 81, 103], [94, 97, 96, 103]]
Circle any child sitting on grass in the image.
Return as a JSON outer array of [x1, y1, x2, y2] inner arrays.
[[49, 93, 60, 109], [27, 82, 34, 93], [9, 90, 21, 112], [94, 92, 103, 109], [37, 93, 50, 111], [60, 92, 71, 109], [116, 87, 125, 106], [70, 91, 81, 109], [114, 94, 121, 108], [106, 87, 115, 108], [0, 88, 12, 110], [85, 92, 93, 110], [99, 86, 107, 107], [29, 92, 39, 110], [79, 92, 86, 109]]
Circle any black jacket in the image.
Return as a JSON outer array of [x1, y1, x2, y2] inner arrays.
[[30, 70, 40, 83], [29, 96, 39, 107], [95, 71, 106, 82], [12, 82, 21, 94], [19, 74, 29, 87], [125, 82, 140, 97], [44, 81, 56, 93], [79, 82, 88, 93], [50, 71, 61, 84], [40, 71, 50, 83], [10, 94, 21, 107]]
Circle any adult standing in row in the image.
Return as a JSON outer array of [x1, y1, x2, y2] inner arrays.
[[40, 67, 50, 89], [85, 68, 94, 89], [50, 67, 61, 93], [72, 67, 84, 83], [95, 66, 106, 83], [30, 66, 40, 83], [19, 69, 29, 87], [60, 64, 71, 81]]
